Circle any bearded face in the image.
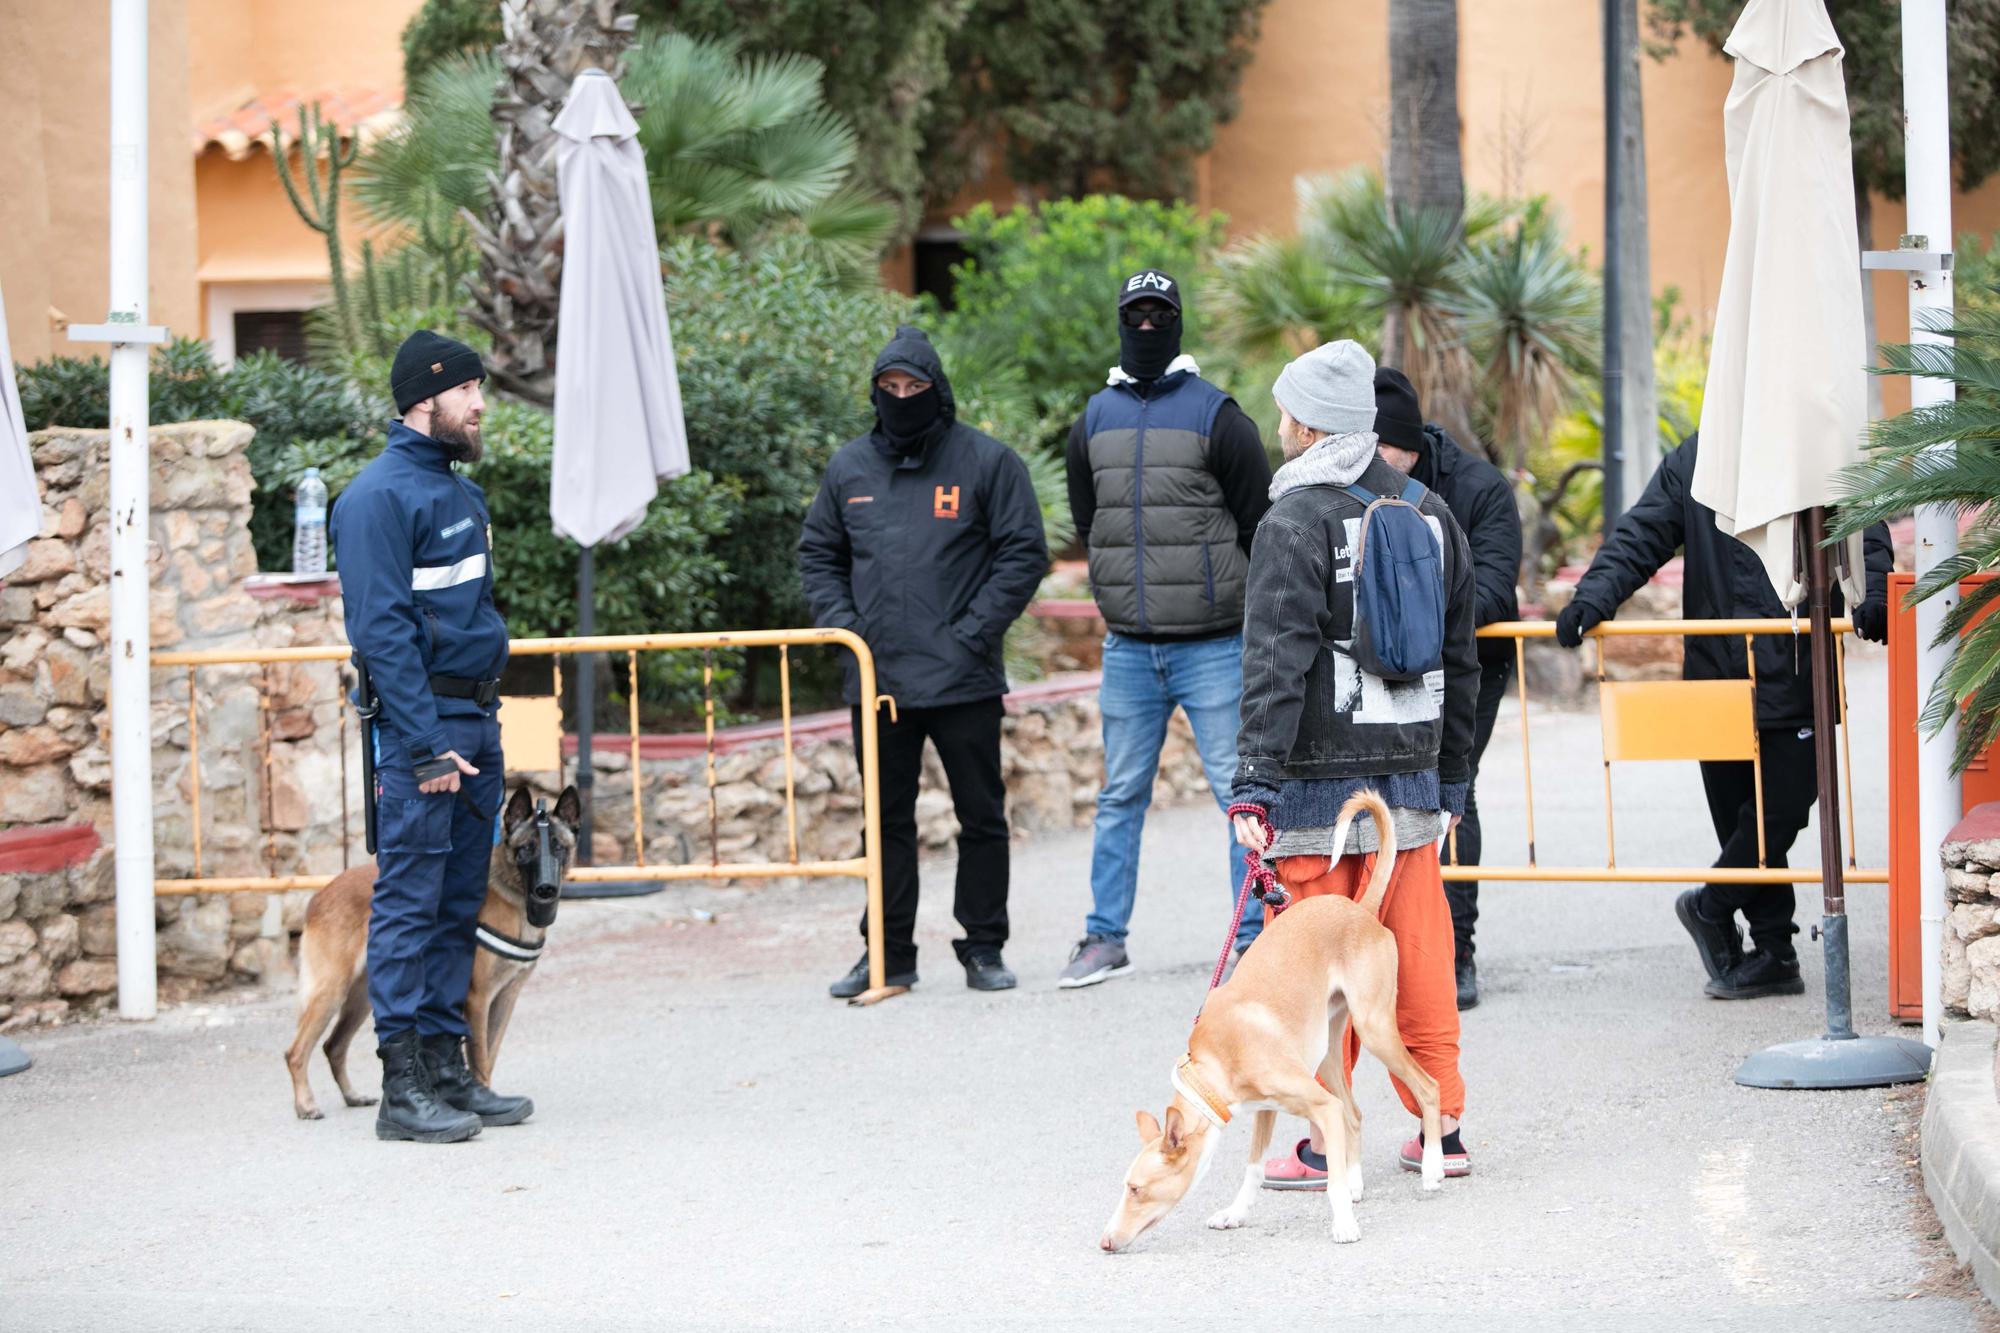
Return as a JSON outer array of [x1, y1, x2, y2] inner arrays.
[[428, 385, 485, 463]]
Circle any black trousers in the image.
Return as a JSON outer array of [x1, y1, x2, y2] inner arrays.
[[850, 697, 1010, 972], [1445, 655, 1513, 959], [1697, 725, 1816, 959]]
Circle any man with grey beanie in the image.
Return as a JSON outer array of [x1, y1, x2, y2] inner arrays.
[[1229, 339, 1482, 1187]]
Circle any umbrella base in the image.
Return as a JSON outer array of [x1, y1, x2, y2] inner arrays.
[[1733, 1033, 1933, 1090], [0, 1036, 31, 1078]]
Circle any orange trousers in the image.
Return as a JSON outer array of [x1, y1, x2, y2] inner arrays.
[[1271, 842, 1465, 1120]]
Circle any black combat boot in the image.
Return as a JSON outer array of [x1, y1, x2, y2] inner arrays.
[[421, 1033, 534, 1127], [375, 1030, 482, 1143]]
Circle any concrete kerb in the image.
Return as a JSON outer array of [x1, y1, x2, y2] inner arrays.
[[1923, 1020, 2000, 1306]]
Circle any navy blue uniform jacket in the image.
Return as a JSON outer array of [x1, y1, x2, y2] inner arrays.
[[330, 422, 510, 763]]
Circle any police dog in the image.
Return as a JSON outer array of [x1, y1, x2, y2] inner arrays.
[[1099, 791, 1446, 1250], [285, 784, 580, 1120]]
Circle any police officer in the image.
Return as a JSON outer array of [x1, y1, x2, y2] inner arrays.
[[331, 330, 528, 1143]]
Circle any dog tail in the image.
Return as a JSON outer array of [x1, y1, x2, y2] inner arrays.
[[1326, 789, 1396, 919]]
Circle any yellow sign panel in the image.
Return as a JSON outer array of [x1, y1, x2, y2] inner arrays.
[[499, 694, 564, 773], [1599, 680, 1758, 763]]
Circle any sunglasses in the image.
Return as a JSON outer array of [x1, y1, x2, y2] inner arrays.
[[1120, 305, 1181, 329]]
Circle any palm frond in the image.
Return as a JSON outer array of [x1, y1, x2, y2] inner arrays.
[[353, 52, 501, 228], [725, 50, 829, 136], [729, 111, 858, 214]]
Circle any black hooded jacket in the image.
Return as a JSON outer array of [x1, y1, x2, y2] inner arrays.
[[1407, 424, 1522, 667], [797, 326, 1050, 708], [1569, 433, 1893, 728]]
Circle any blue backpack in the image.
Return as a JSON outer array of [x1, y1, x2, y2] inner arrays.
[[1341, 479, 1445, 682]]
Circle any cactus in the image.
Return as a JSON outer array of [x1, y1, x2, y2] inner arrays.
[[269, 103, 362, 356]]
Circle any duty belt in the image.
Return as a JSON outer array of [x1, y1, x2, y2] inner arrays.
[[430, 674, 503, 706]]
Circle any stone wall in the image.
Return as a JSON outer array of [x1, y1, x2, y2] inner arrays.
[[1942, 807, 2000, 1021], [0, 423, 358, 1028], [552, 680, 1213, 879]]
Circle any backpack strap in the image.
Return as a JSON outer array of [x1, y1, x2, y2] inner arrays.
[[1398, 478, 1427, 506], [1341, 482, 1379, 505]]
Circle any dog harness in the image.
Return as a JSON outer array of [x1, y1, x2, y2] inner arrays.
[[1172, 1054, 1233, 1128], [474, 924, 544, 963]]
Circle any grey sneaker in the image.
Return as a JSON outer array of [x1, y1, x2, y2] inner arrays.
[[1058, 935, 1133, 989]]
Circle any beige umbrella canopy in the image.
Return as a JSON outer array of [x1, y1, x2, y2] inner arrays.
[[549, 67, 690, 550], [0, 281, 41, 578], [1691, 0, 1867, 607]]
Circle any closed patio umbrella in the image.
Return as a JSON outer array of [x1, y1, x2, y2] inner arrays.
[[548, 68, 690, 866], [0, 281, 41, 578], [1691, 0, 1928, 1089]]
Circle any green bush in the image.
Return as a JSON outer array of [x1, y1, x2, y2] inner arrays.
[[14, 338, 379, 572], [935, 195, 1228, 437]]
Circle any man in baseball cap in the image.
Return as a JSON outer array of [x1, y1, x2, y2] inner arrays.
[[1056, 270, 1274, 989]]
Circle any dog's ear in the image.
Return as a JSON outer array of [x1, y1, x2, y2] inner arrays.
[[1161, 1106, 1187, 1157], [553, 784, 582, 830], [1135, 1110, 1162, 1145], [502, 786, 534, 837]]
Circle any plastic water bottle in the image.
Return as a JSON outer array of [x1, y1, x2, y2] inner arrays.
[[293, 468, 328, 575]]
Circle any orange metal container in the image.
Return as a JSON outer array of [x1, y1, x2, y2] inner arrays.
[[1887, 572, 2000, 1019]]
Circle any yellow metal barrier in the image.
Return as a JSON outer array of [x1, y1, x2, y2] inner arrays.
[[151, 629, 906, 1004], [1453, 617, 1883, 885]]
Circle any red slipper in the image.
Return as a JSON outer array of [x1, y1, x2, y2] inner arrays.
[[1261, 1138, 1329, 1191]]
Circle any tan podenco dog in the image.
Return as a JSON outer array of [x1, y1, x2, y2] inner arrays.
[[1100, 790, 1444, 1250]]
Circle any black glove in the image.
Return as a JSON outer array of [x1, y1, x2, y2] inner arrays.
[[1852, 597, 1888, 644], [1555, 601, 1603, 649]]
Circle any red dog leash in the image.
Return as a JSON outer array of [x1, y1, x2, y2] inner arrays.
[[1208, 804, 1292, 994]]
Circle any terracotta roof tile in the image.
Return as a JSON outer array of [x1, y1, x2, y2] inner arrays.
[[193, 88, 404, 161]]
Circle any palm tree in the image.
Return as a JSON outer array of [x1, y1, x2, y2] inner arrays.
[[467, 0, 639, 403], [1448, 220, 1602, 475], [355, 29, 894, 403], [1387, 0, 1466, 224], [1832, 302, 2000, 773]]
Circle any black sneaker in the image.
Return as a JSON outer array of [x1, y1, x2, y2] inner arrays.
[[828, 953, 917, 999], [1705, 949, 1805, 1000], [1455, 954, 1479, 1010], [1675, 889, 1747, 983], [963, 948, 1017, 991]]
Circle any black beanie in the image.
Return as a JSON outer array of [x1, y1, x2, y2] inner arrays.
[[1372, 367, 1426, 452], [391, 330, 486, 414]]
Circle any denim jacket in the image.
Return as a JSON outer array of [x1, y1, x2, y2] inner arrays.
[[1232, 455, 1480, 803]]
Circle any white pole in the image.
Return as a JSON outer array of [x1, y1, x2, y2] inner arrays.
[[106, 0, 157, 1020], [1901, 0, 1957, 1049]]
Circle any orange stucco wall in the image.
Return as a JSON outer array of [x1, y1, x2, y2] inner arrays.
[[0, 0, 199, 366], [7, 0, 2000, 388]]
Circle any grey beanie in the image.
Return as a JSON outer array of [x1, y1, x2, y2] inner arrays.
[[1272, 340, 1378, 436]]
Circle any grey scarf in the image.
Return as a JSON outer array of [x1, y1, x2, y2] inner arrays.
[[1269, 430, 1379, 500]]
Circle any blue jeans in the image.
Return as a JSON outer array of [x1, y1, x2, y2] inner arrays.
[[1086, 632, 1256, 948]]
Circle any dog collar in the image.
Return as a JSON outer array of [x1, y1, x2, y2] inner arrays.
[[1172, 1054, 1232, 1128], [475, 925, 544, 963]]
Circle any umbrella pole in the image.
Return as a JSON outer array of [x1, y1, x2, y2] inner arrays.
[[563, 542, 661, 900], [1733, 507, 1930, 1088], [575, 543, 597, 865]]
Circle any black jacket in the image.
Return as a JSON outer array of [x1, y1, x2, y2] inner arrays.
[[1409, 424, 1522, 667], [798, 328, 1050, 709], [1570, 434, 1893, 728], [1233, 455, 1481, 798]]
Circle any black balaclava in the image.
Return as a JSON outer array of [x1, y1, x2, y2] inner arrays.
[[1117, 268, 1185, 382], [1119, 320, 1182, 382], [872, 385, 944, 456]]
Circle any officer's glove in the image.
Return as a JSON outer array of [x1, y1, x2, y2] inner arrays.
[[1554, 601, 1603, 649], [1852, 597, 1889, 645]]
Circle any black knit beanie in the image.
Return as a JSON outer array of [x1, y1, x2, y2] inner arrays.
[[1371, 367, 1426, 453], [391, 330, 486, 413]]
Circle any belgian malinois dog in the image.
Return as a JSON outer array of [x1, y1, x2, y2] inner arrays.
[[286, 784, 580, 1120]]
